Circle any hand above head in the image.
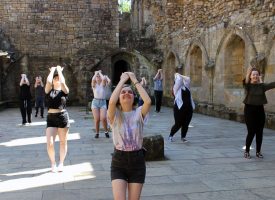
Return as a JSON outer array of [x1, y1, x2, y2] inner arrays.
[[56, 65, 63, 72], [120, 72, 130, 82], [125, 72, 137, 82], [49, 66, 56, 72]]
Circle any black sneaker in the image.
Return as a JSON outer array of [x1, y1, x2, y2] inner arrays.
[[95, 134, 99, 138], [256, 152, 263, 158], [244, 151, 251, 159], [105, 132, 110, 138], [35, 114, 37, 117]]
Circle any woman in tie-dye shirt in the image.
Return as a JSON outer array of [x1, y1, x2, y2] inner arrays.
[[107, 72, 151, 200]]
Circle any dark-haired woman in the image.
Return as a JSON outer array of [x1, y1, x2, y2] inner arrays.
[[45, 65, 70, 172]]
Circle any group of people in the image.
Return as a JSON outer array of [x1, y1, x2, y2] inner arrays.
[[18, 64, 275, 200]]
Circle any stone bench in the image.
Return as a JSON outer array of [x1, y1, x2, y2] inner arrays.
[[143, 134, 164, 161]]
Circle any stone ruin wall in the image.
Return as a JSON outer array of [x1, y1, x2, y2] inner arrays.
[[0, 0, 119, 105], [132, 0, 275, 128]]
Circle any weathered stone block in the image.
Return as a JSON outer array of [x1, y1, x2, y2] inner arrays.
[[143, 135, 164, 161]]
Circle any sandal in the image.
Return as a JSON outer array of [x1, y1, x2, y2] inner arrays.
[[244, 151, 251, 159], [256, 152, 263, 158]]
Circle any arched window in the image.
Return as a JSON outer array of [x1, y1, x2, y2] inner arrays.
[[190, 46, 202, 87], [224, 35, 245, 88]]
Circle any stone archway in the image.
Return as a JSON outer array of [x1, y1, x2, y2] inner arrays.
[[112, 60, 130, 86], [265, 37, 275, 112]]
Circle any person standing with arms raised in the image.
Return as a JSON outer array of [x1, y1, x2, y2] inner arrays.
[[19, 73, 32, 125], [91, 70, 110, 138], [34, 75, 45, 118], [107, 72, 151, 200], [45, 65, 70, 172], [153, 69, 163, 113], [243, 66, 275, 159]]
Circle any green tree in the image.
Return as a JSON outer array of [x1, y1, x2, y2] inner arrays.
[[118, 0, 131, 13]]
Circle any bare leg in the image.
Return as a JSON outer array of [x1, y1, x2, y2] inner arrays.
[[128, 183, 143, 200], [100, 108, 108, 132], [46, 127, 57, 165], [112, 179, 127, 200], [92, 108, 100, 134], [57, 127, 69, 164]]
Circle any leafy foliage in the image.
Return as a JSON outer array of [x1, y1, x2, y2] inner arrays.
[[118, 0, 131, 13]]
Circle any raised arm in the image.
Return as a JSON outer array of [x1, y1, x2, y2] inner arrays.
[[34, 77, 39, 88], [105, 75, 111, 86], [56, 65, 69, 94], [128, 72, 151, 117], [245, 66, 252, 84], [153, 71, 160, 80], [107, 73, 129, 124], [173, 73, 184, 95], [45, 67, 56, 94], [159, 69, 163, 80], [39, 76, 44, 87], [20, 74, 26, 86]]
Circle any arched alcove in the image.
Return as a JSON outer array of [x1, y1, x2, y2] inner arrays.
[[190, 46, 202, 87], [164, 52, 176, 96], [265, 37, 275, 112], [224, 35, 245, 88], [112, 60, 130, 86]]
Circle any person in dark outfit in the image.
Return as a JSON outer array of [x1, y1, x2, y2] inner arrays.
[[45, 66, 70, 172], [34, 75, 45, 118], [243, 67, 275, 159], [168, 68, 195, 143], [153, 69, 163, 112], [19, 74, 32, 125]]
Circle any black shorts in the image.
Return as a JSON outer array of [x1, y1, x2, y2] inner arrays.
[[46, 111, 70, 128], [111, 149, 146, 183]]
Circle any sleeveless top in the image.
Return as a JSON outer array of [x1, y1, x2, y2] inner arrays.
[[47, 89, 68, 109], [93, 83, 106, 99]]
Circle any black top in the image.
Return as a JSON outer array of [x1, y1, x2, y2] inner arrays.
[[35, 85, 45, 98], [181, 88, 192, 109], [243, 82, 275, 105], [20, 84, 32, 100], [46, 89, 68, 109]]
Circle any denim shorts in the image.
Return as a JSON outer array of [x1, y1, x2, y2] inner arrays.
[[46, 111, 70, 128], [91, 99, 107, 109], [111, 149, 146, 183]]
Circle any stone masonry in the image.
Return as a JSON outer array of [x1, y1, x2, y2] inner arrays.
[[131, 0, 275, 129]]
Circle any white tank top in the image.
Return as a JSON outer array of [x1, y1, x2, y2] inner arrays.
[[93, 83, 105, 99]]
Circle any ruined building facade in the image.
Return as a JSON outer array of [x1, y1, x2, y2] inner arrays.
[[130, 0, 275, 129], [0, 0, 275, 128]]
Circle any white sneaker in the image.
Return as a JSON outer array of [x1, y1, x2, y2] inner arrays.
[[181, 138, 188, 143], [57, 163, 64, 172], [168, 136, 174, 142], [51, 163, 57, 173]]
